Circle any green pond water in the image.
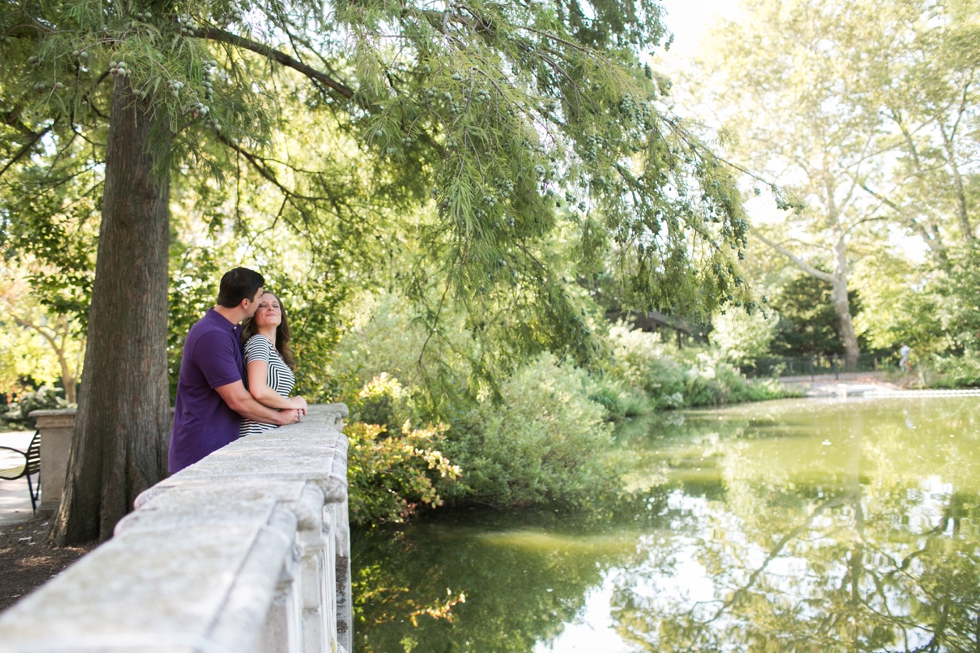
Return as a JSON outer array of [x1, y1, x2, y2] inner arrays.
[[351, 397, 980, 652]]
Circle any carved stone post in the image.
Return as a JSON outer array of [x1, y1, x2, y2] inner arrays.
[[294, 485, 333, 653], [28, 409, 77, 515], [260, 555, 302, 653]]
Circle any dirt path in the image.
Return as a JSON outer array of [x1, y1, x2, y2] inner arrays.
[[0, 516, 95, 612]]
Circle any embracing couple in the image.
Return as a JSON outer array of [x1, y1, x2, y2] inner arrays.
[[168, 267, 309, 474]]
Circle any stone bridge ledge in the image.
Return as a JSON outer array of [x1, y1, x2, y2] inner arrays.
[[0, 403, 351, 653]]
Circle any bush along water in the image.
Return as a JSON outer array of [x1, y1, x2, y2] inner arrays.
[[440, 354, 618, 509], [343, 358, 619, 525], [912, 350, 980, 389], [596, 325, 794, 416], [334, 303, 795, 525], [343, 374, 461, 525]]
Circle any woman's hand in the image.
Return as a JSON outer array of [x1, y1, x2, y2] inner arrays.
[[290, 395, 308, 416]]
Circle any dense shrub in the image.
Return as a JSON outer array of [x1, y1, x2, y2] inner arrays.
[[682, 350, 792, 406], [346, 421, 461, 525], [588, 376, 651, 420], [442, 354, 617, 508], [604, 326, 792, 409], [345, 375, 461, 525], [920, 351, 980, 389]]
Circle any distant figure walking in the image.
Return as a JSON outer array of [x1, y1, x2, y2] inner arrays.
[[899, 342, 911, 373]]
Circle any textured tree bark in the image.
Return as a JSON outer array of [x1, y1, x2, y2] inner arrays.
[[51, 77, 172, 545], [831, 238, 859, 372], [831, 279, 860, 371]]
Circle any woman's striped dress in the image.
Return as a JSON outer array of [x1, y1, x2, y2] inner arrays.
[[240, 334, 295, 437]]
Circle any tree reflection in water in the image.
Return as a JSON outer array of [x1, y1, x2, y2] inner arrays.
[[611, 399, 980, 653], [353, 398, 980, 653], [351, 494, 673, 653]]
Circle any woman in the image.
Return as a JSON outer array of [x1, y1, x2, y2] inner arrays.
[[240, 291, 309, 436]]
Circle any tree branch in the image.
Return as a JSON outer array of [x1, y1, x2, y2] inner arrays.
[[844, 214, 889, 235], [754, 231, 835, 283], [2, 109, 36, 138], [859, 182, 901, 213], [0, 124, 53, 180], [11, 315, 60, 351], [860, 182, 946, 255], [197, 27, 354, 99], [217, 134, 313, 199]]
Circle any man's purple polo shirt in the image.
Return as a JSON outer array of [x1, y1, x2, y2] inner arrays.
[[169, 308, 246, 473]]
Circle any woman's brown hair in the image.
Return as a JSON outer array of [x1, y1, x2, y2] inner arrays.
[[241, 292, 296, 369]]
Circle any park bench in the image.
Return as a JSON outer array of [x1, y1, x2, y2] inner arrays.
[[0, 430, 40, 516]]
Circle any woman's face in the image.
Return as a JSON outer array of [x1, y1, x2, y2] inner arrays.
[[253, 293, 282, 330]]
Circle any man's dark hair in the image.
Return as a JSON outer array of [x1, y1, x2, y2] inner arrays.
[[216, 268, 265, 308]]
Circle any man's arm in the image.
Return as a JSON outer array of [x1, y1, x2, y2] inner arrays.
[[215, 380, 301, 425]]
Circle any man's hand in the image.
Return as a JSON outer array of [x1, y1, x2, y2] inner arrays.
[[276, 409, 303, 425], [216, 380, 300, 426]]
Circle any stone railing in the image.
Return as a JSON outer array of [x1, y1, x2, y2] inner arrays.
[[0, 403, 352, 653]]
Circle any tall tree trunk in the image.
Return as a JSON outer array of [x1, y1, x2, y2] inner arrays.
[[832, 237, 859, 372], [754, 232, 861, 371], [941, 126, 973, 241], [51, 78, 172, 545], [55, 341, 77, 405]]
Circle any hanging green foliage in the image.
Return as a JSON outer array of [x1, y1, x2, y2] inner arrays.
[[0, 0, 752, 371]]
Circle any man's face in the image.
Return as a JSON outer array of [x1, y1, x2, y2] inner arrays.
[[243, 287, 264, 318]]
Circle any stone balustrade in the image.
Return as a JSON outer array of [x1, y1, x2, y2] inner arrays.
[[0, 403, 352, 653]]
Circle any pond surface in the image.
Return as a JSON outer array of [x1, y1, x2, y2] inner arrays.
[[352, 397, 980, 652]]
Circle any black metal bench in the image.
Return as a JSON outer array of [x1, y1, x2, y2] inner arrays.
[[0, 430, 41, 515]]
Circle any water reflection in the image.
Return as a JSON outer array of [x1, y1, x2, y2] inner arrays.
[[353, 398, 980, 652]]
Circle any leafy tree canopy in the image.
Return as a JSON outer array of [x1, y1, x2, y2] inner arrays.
[[0, 0, 754, 388]]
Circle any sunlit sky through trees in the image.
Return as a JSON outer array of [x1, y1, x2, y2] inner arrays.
[[656, 0, 931, 263], [658, 0, 740, 60]]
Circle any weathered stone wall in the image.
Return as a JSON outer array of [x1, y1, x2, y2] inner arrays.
[[0, 403, 352, 653]]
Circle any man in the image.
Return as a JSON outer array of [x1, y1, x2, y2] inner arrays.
[[899, 342, 911, 373], [168, 267, 302, 473]]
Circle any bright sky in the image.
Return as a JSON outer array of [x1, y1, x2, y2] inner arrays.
[[651, 0, 791, 228], [652, 0, 931, 263], [656, 0, 736, 61]]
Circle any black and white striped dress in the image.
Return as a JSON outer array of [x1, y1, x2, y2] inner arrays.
[[240, 334, 296, 437]]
